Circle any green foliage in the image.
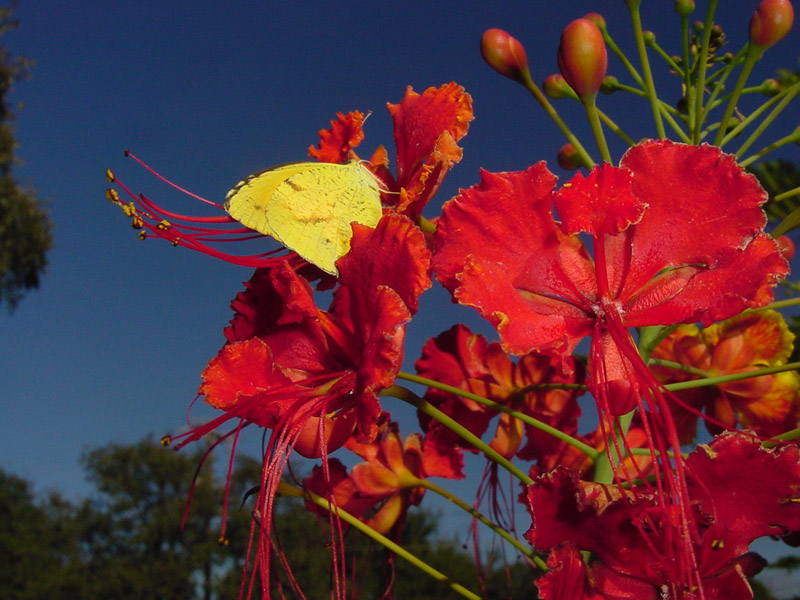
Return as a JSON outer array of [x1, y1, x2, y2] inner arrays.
[[0, 470, 85, 598], [750, 159, 800, 223], [0, 5, 52, 311], [78, 435, 257, 600]]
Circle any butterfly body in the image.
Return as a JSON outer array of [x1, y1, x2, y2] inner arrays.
[[224, 160, 383, 275]]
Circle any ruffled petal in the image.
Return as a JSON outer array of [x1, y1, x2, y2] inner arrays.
[[387, 83, 473, 216]]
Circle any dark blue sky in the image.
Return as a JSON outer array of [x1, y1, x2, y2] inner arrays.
[[2, 1, 798, 591]]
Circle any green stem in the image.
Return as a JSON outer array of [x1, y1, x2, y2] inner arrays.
[[418, 479, 548, 570], [719, 87, 787, 146], [627, 1, 664, 138], [383, 384, 534, 485], [648, 39, 683, 77], [647, 358, 710, 378], [698, 47, 748, 133], [764, 296, 800, 311], [681, 12, 694, 134], [395, 372, 597, 461], [774, 184, 800, 204], [598, 108, 636, 146], [584, 96, 612, 163], [737, 92, 800, 163], [664, 361, 800, 392], [658, 103, 691, 143], [714, 47, 759, 147], [518, 70, 595, 168], [692, 0, 718, 144], [762, 426, 800, 447], [601, 24, 644, 87], [278, 482, 482, 600]]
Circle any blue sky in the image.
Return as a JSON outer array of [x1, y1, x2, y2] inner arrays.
[[2, 0, 799, 591]]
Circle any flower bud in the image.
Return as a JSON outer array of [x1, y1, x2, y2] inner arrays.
[[583, 12, 606, 31], [761, 78, 781, 96], [750, 0, 794, 49], [642, 30, 656, 45], [481, 28, 529, 82], [543, 73, 577, 99], [674, 0, 695, 17], [558, 18, 608, 99], [557, 143, 583, 170], [600, 75, 619, 94]]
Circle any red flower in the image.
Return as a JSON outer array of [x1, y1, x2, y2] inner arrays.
[[432, 140, 788, 417], [526, 433, 800, 599], [433, 140, 788, 592], [651, 310, 800, 442], [415, 323, 583, 462], [371, 83, 474, 219], [304, 418, 463, 536], [192, 213, 430, 455]]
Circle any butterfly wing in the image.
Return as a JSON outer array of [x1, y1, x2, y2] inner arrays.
[[224, 161, 383, 275], [265, 161, 382, 275], [223, 163, 314, 240]]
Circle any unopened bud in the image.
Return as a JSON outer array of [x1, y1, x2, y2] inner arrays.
[[583, 12, 607, 32], [642, 30, 656, 45], [761, 78, 781, 96], [600, 75, 619, 94], [543, 73, 577, 99], [481, 28, 529, 82], [674, 0, 695, 17], [558, 18, 608, 99], [557, 143, 583, 170], [750, 0, 794, 49]]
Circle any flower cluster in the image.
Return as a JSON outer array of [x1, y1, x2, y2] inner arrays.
[[109, 1, 800, 599]]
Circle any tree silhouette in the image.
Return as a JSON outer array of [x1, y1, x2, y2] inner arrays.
[[0, 5, 52, 311]]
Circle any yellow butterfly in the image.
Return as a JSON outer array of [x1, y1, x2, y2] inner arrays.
[[224, 160, 383, 276]]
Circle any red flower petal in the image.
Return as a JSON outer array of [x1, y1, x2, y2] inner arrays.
[[554, 163, 645, 237], [387, 83, 473, 217], [308, 111, 367, 164], [433, 165, 594, 356]]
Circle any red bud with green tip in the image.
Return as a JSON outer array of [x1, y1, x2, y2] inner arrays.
[[481, 28, 529, 82], [543, 73, 577, 99], [558, 18, 608, 99], [750, 0, 794, 49], [557, 143, 582, 170]]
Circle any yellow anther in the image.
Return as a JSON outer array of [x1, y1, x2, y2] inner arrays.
[[711, 539, 725, 550], [106, 188, 120, 203], [121, 203, 137, 218], [217, 536, 229, 546], [131, 216, 143, 229], [171, 238, 180, 247], [138, 230, 147, 240], [105, 168, 115, 182], [160, 435, 172, 446], [157, 220, 171, 231]]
